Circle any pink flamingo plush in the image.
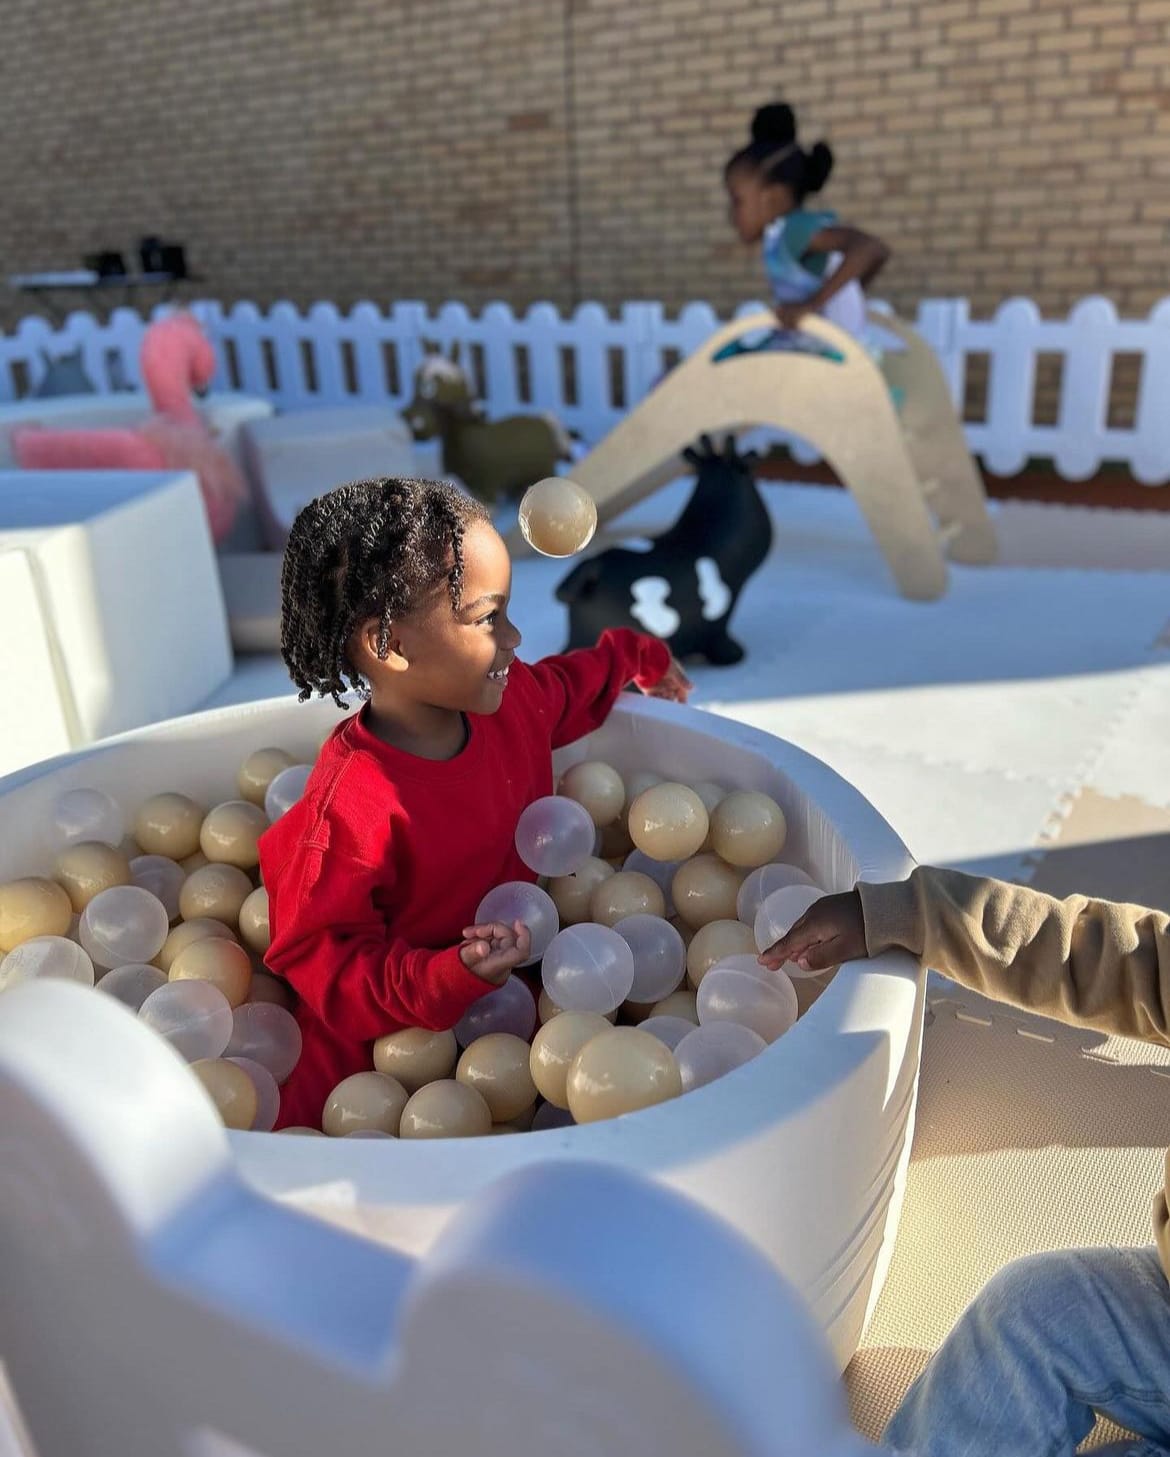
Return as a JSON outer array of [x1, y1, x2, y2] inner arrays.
[[12, 313, 247, 544]]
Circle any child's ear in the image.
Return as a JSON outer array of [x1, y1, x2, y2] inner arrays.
[[355, 616, 410, 673]]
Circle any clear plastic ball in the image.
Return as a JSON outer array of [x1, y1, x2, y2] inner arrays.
[[541, 923, 635, 1015], [0, 935, 94, 992], [224, 1002, 303, 1084], [696, 955, 798, 1043], [736, 863, 817, 927], [675, 1020, 767, 1093], [139, 979, 233, 1062], [613, 913, 686, 1003], [518, 477, 598, 557], [753, 884, 825, 957], [95, 962, 167, 1011], [474, 881, 560, 967], [52, 787, 125, 848], [130, 855, 186, 921], [454, 974, 537, 1047], [622, 849, 680, 916], [264, 763, 313, 822], [637, 1014, 697, 1052], [79, 885, 170, 968], [227, 1055, 281, 1131], [514, 796, 596, 877]]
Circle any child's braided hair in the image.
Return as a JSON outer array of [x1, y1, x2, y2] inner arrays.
[[279, 477, 489, 704]]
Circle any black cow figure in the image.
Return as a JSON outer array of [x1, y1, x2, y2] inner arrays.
[[556, 434, 772, 666]]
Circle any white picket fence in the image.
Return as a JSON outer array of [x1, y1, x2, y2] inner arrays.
[[2, 295, 1168, 483]]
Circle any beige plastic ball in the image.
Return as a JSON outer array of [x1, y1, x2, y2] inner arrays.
[[547, 856, 615, 927], [566, 1026, 683, 1125], [628, 783, 709, 863], [238, 748, 297, 807], [456, 1033, 538, 1123], [686, 918, 758, 988], [134, 793, 205, 861], [373, 1027, 458, 1094], [322, 1070, 409, 1137], [399, 1079, 492, 1139], [529, 1011, 612, 1108], [651, 988, 699, 1023], [709, 790, 788, 868], [179, 864, 253, 927], [182, 850, 210, 874], [277, 1125, 325, 1136], [170, 936, 253, 1008], [589, 870, 666, 928], [200, 801, 269, 871], [54, 841, 132, 913], [671, 854, 746, 929], [191, 1058, 259, 1131], [518, 477, 598, 557], [238, 886, 270, 956], [156, 916, 237, 974], [0, 878, 73, 953], [558, 761, 626, 828]]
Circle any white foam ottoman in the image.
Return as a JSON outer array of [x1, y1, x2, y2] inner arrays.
[[0, 470, 232, 749], [240, 405, 419, 548]]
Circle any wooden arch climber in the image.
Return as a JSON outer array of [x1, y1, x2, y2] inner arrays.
[[544, 310, 996, 602]]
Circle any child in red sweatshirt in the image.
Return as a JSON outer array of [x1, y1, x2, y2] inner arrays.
[[260, 477, 689, 1129]]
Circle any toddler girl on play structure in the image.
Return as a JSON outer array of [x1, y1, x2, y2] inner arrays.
[[724, 102, 890, 345]]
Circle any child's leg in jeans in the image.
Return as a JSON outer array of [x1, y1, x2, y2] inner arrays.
[[883, 1247, 1170, 1457]]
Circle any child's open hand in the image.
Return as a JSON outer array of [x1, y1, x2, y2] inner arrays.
[[460, 919, 532, 985], [643, 656, 693, 704], [758, 889, 866, 974]]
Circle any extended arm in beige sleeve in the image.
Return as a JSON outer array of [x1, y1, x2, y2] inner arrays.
[[858, 866, 1170, 1045]]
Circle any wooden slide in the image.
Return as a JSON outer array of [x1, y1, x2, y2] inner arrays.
[[530, 310, 996, 602]]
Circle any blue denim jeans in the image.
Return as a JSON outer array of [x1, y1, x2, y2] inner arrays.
[[883, 1247, 1170, 1457]]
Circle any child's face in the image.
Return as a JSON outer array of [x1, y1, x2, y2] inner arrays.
[[358, 521, 522, 716], [726, 168, 785, 245]]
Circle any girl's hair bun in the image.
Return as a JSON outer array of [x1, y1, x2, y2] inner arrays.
[[751, 102, 796, 146]]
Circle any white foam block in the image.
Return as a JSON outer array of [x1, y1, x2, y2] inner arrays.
[[0, 471, 232, 747], [240, 405, 420, 547], [0, 548, 73, 777]]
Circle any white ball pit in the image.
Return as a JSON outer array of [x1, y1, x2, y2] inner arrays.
[[0, 693, 924, 1369]]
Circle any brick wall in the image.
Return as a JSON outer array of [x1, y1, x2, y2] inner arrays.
[[1, 0, 1166, 330]]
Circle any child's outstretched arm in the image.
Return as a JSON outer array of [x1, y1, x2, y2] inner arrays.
[[760, 867, 1170, 1045], [774, 224, 890, 330], [527, 626, 690, 749], [264, 843, 528, 1041]]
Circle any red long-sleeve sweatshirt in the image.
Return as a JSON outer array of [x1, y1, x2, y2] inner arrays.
[[260, 629, 672, 1129]]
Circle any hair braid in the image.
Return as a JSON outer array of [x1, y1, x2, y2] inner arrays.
[[279, 477, 489, 705]]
